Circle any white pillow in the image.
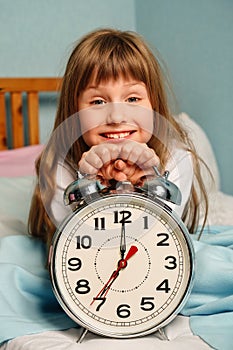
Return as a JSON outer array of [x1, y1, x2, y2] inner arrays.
[[175, 113, 220, 192], [0, 176, 36, 227]]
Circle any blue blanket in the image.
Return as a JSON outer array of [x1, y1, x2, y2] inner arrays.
[[182, 226, 233, 349], [0, 235, 77, 344], [0, 226, 233, 349]]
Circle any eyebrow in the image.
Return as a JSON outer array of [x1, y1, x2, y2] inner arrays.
[[86, 82, 146, 91]]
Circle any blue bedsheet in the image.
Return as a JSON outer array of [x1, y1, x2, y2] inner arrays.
[[182, 226, 233, 349], [0, 226, 233, 349], [0, 235, 77, 344]]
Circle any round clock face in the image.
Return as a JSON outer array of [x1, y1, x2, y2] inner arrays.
[[49, 193, 194, 338]]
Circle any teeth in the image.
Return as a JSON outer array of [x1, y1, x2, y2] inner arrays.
[[104, 132, 131, 139]]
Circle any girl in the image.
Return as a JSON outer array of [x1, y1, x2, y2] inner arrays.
[[28, 28, 209, 247]]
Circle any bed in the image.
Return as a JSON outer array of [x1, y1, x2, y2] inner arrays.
[[0, 78, 233, 350]]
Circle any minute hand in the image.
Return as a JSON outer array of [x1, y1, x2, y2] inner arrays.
[[120, 222, 126, 259], [91, 245, 138, 305]]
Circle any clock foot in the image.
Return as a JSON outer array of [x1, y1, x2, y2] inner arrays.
[[76, 328, 88, 343], [157, 327, 169, 341]]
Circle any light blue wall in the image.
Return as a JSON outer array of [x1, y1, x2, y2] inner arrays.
[[0, 0, 136, 76], [0, 0, 136, 143], [135, 0, 233, 195], [1, 0, 232, 195]]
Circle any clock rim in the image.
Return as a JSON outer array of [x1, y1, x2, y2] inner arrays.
[[49, 192, 195, 338]]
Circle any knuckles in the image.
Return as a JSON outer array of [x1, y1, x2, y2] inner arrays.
[[78, 140, 159, 179]]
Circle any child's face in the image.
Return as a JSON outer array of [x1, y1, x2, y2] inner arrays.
[[78, 76, 154, 147]]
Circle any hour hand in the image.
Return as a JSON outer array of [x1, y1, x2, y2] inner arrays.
[[91, 245, 138, 305], [120, 222, 126, 259]]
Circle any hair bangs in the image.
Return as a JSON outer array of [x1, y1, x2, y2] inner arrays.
[[89, 39, 149, 86]]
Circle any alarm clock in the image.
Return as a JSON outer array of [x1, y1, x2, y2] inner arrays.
[[49, 167, 194, 339]]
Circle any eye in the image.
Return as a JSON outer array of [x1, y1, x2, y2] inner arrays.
[[91, 99, 106, 105], [127, 96, 140, 103]]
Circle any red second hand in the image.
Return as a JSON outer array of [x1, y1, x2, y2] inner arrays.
[[125, 245, 138, 261], [91, 245, 138, 305]]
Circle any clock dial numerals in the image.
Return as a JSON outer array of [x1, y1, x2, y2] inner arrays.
[[93, 296, 157, 315], [67, 257, 82, 271], [93, 297, 106, 311], [76, 235, 92, 249], [143, 216, 149, 229], [114, 210, 132, 224], [94, 217, 106, 230], [51, 194, 193, 338], [93, 210, 150, 231], [156, 233, 169, 246], [156, 279, 171, 293], [164, 255, 177, 269], [117, 304, 131, 318], [75, 279, 90, 294], [140, 297, 155, 311]]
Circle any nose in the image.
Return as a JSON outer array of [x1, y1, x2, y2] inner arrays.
[[106, 103, 127, 124]]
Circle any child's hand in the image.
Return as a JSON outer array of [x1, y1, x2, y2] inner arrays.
[[78, 140, 160, 186], [96, 159, 150, 186]]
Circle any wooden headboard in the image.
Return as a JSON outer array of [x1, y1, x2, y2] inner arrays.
[[0, 77, 62, 150]]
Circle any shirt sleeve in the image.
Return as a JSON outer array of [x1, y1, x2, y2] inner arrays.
[[164, 148, 193, 218], [50, 162, 76, 228]]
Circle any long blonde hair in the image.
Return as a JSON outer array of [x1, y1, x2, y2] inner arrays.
[[28, 28, 209, 246]]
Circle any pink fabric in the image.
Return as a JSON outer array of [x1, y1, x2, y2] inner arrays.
[[0, 145, 44, 177]]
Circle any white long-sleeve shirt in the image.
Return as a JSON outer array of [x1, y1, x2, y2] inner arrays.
[[50, 147, 193, 229]]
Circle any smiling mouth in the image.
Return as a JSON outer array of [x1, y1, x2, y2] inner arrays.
[[100, 131, 135, 139]]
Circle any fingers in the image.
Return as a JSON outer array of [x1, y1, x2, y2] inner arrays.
[[78, 143, 120, 175], [78, 140, 160, 183], [119, 141, 160, 169], [114, 159, 127, 171], [98, 161, 128, 182], [113, 160, 155, 185]]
